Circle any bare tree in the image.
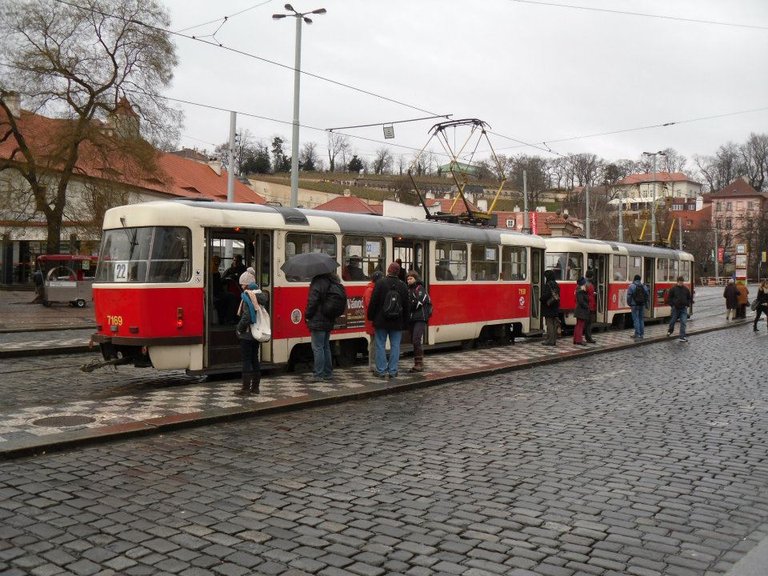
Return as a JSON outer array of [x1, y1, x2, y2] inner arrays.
[[507, 155, 550, 205], [741, 133, 768, 192], [0, 0, 179, 253], [300, 141, 319, 171], [326, 132, 350, 173], [372, 147, 393, 175], [694, 142, 743, 192]]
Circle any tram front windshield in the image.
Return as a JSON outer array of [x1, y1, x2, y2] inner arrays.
[[95, 226, 191, 283]]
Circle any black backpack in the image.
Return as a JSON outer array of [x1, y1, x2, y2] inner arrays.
[[382, 285, 403, 320], [322, 281, 347, 319], [633, 284, 646, 305]]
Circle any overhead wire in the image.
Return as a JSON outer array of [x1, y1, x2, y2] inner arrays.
[[507, 0, 768, 32]]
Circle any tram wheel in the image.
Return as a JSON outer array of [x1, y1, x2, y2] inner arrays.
[[75, 299, 86, 308]]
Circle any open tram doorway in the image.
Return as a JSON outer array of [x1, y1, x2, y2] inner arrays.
[[204, 229, 272, 373], [643, 256, 655, 319], [529, 248, 544, 333], [393, 239, 427, 283], [587, 252, 607, 325]]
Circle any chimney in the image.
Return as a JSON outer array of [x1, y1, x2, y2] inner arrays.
[[2, 91, 21, 117]]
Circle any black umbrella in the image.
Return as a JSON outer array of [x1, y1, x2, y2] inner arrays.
[[281, 252, 339, 281]]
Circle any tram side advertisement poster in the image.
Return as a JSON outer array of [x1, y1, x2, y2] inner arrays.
[[335, 296, 366, 330]]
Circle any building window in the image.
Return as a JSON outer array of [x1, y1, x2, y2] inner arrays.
[[725, 218, 732, 230], [715, 202, 722, 212], [505, 218, 516, 228], [726, 201, 732, 211]]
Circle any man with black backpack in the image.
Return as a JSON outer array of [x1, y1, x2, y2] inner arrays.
[[627, 274, 649, 340], [367, 262, 409, 378], [305, 271, 347, 382]]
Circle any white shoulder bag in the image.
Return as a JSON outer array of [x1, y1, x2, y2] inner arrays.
[[250, 303, 272, 342]]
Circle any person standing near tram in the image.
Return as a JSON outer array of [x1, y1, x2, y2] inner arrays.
[[584, 270, 597, 343], [540, 269, 560, 346], [627, 274, 649, 339]]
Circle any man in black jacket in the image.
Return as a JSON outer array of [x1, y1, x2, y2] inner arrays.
[[666, 276, 692, 342], [305, 272, 338, 381], [367, 262, 409, 378]]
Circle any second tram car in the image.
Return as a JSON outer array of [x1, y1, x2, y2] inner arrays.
[[91, 200, 547, 374], [543, 237, 695, 329]]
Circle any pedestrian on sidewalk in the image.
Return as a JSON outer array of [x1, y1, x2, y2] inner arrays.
[[627, 274, 649, 339], [541, 269, 560, 346], [667, 276, 692, 342], [363, 270, 383, 371], [735, 281, 749, 319], [754, 280, 768, 332], [305, 271, 340, 382], [406, 270, 432, 371], [723, 279, 737, 320], [235, 267, 268, 395], [368, 262, 408, 378], [584, 270, 597, 343], [573, 277, 589, 346]]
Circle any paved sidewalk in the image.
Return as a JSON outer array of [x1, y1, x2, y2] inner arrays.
[[0, 289, 94, 333], [0, 308, 742, 460]]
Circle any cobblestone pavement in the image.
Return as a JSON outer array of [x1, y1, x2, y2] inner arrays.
[[2, 326, 768, 576], [0, 286, 755, 459]]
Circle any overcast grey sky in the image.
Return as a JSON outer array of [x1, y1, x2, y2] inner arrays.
[[162, 0, 768, 170]]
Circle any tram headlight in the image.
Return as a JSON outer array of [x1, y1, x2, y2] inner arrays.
[[177, 307, 184, 329]]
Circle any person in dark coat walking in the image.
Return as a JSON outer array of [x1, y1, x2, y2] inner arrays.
[[754, 280, 768, 332], [235, 267, 269, 395], [735, 281, 749, 319], [540, 269, 560, 346], [666, 276, 692, 342], [723, 279, 737, 320], [367, 262, 409, 378], [305, 272, 340, 382], [573, 278, 590, 345]]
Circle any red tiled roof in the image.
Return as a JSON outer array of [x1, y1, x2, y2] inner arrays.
[[709, 177, 765, 198], [0, 108, 264, 205], [617, 172, 697, 186], [314, 195, 381, 214], [430, 197, 478, 214]]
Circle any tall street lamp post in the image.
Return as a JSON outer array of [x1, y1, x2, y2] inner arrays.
[[642, 150, 666, 244], [273, 4, 326, 208]]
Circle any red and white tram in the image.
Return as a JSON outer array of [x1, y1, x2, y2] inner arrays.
[[91, 200, 546, 374], [543, 237, 695, 329]]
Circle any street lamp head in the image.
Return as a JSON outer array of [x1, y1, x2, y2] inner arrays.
[[303, 16, 313, 24], [284, 4, 294, 11], [311, 8, 327, 14], [272, 13, 287, 19]]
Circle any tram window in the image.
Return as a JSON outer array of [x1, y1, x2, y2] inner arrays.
[[435, 242, 467, 281], [95, 226, 190, 283], [679, 261, 691, 282], [657, 258, 670, 282], [341, 236, 384, 281], [149, 227, 191, 282], [285, 232, 337, 282], [612, 255, 627, 281], [628, 257, 642, 282], [545, 252, 567, 280], [566, 253, 583, 280], [260, 236, 271, 288], [669, 259, 680, 283], [502, 246, 527, 281], [471, 245, 498, 281]]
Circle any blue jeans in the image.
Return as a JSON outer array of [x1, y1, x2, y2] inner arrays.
[[374, 327, 402, 376], [631, 305, 645, 337], [668, 307, 688, 338], [310, 330, 332, 378]]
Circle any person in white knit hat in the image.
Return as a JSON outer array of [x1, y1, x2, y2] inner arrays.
[[235, 267, 268, 395]]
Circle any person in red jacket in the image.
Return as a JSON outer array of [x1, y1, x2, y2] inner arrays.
[[584, 270, 597, 343], [362, 270, 383, 371]]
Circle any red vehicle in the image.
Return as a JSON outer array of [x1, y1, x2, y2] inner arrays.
[[91, 200, 547, 374], [543, 237, 695, 329]]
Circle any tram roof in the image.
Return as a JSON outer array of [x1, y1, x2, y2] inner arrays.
[[110, 200, 547, 248], [611, 241, 693, 260]]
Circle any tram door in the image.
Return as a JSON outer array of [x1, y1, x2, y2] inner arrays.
[[205, 229, 273, 370], [393, 239, 429, 341], [643, 257, 655, 318], [530, 248, 544, 332], [588, 253, 607, 323]]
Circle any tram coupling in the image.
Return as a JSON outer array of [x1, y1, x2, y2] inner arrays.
[[80, 356, 133, 373]]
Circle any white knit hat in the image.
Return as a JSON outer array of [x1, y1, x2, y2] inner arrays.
[[239, 266, 256, 286]]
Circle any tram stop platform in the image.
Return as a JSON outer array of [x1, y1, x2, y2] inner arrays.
[[0, 282, 749, 462]]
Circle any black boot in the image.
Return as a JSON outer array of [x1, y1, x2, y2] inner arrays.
[[250, 372, 260, 394], [236, 372, 252, 396]]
